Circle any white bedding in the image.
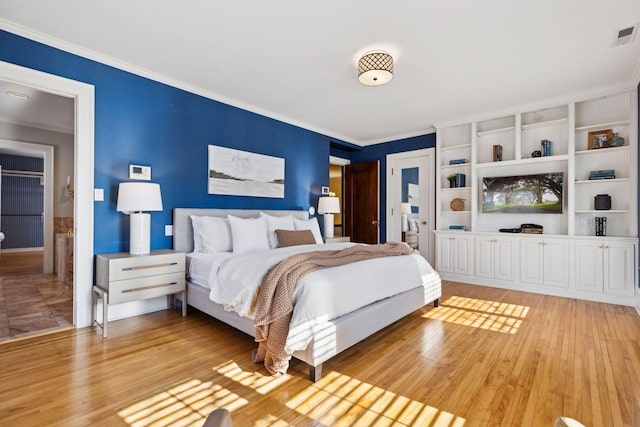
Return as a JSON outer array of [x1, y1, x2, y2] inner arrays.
[[205, 242, 440, 354]]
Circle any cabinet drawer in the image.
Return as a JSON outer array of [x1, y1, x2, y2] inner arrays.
[[108, 253, 185, 281], [107, 272, 185, 304]]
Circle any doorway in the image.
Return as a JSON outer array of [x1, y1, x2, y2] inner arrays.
[[386, 148, 435, 265], [0, 60, 95, 330]]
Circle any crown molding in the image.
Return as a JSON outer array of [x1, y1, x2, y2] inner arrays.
[[0, 19, 364, 145]]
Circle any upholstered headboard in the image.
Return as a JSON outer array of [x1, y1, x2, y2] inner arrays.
[[172, 208, 309, 253]]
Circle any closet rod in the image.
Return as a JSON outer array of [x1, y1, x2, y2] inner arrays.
[[1, 169, 44, 178]]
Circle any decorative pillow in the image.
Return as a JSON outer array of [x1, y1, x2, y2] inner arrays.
[[190, 215, 204, 252], [199, 216, 233, 253], [260, 212, 295, 248], [275, 230, 316, 248], [227, 215, 270, 254], [293, 217, 323, 244]]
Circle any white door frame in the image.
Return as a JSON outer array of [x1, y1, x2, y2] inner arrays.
[[386, 148, 436, 265], [0, 60, 95, 328], [0, 139, 54, 272]]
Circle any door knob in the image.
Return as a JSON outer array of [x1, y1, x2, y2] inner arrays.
[[421, 221, 427, 225], [372, 220, 378, 225]]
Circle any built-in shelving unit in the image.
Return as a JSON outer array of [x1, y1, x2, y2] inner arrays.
[[434, 89, 639, 306], [436, 90, 637, 238]]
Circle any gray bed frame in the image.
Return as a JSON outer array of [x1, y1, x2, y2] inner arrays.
[[173, 208, 441, 381]]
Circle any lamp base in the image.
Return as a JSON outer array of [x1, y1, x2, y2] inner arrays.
[[130, 212, 151, 255], [323, 213, 335, 239]]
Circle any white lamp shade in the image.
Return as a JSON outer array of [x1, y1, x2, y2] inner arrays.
[[117, 182, 163, 213], [318, 196, 340, 214], [401, 203, 412, 214]]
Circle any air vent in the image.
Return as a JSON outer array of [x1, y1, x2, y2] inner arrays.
[[614, 24, 638, 46]]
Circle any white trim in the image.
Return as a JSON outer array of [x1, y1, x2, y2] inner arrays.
[[0, 139, 54, 272], [434, 85, 637, 129], [358, 127, 437, 146], [386, 148, 436, 266], [632, 57, 640, 86], [329, 155, 351, 166], [0, 20, 369, 146], [0, 60, 95, 328]]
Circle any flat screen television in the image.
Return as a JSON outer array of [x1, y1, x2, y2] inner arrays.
[[482, 172, 564, 214]]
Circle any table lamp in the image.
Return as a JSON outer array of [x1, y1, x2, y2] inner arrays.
[[117, 182, 163, 255], [401, 202, 412, 232], [318, 196, 340, 239]]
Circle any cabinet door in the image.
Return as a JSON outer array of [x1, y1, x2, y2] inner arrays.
[[453, 235, 473, 276], [574, 241, 604, 292], [520, 240, 543, 285], [475, 237, 494, 279], [494, 238, 517, 281], [604, 242, 635, 296], [542, 240, 569, 288], [436, 235, 453, 273]]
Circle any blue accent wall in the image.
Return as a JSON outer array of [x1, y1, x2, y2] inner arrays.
[[0, 30, 335, 254], [334, 134, 436, 242]]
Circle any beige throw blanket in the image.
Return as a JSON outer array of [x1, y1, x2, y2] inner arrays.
[[252, 242, 415, 376]]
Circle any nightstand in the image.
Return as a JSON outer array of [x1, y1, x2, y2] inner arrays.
[[93, 249, 186, 337], [324, 236, 351, 243]]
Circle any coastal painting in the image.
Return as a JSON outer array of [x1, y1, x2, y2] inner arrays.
[[208, 145, 285, 198]]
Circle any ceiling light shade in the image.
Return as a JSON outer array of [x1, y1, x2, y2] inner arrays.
[[358, 51, 394, 86]]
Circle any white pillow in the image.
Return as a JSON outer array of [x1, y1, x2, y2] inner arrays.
[[190, 215, 204, 252], [260, 212, 295, 248], [293, 217, 323, 244], [227, 215, 270, 254], [200, 216, 233, 253]]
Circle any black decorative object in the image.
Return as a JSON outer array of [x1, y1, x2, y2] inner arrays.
[[594, 194, 611, 210], [595, 217, 607, 236]]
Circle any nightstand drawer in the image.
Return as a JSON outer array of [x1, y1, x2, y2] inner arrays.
[[107, 272, 185, 304], [107, 253, 185, 281]]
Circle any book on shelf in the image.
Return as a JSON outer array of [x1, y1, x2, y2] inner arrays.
[[449, 158, 467, 165], [589, 169, 616, 180], [492, 144, 502, 162], [448, 225, 466, 231]]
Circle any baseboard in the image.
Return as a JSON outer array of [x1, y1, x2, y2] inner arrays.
[[636, 305, 640, 316]]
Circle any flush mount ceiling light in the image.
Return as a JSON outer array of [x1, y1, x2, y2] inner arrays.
[[358, 51, 394, 86], [6, 91, 29, 99]]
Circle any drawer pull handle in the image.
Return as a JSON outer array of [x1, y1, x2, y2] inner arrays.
[[122, 262, 178, 271], [122, 282, 179, 293]]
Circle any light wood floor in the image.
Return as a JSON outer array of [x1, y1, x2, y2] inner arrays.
[[0, 281, 638, 426]]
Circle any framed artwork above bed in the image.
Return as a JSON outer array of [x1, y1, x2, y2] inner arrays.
[[208, 145, 285, 198]]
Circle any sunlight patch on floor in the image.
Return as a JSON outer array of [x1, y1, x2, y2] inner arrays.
[[118, 378, 248, 427], [214, 360, 291, 394], [422, 296, 529, 334], [286, 371, 466, 426]]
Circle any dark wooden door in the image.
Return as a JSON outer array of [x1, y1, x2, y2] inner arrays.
[[344, 161, 379, 244]]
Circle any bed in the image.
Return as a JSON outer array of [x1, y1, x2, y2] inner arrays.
[[173, 207, 441, 381]]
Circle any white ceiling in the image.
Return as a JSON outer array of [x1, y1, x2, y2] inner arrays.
[[1, 1, 639, 146]]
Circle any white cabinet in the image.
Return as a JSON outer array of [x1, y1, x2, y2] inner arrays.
[[575, 240, 635, 296], [520, 238, 569, 288], [436, 233, 473, 276], [475, 236, 517, 281]]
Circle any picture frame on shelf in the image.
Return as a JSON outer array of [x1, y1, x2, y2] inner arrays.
[[587, 129, 612, 150]]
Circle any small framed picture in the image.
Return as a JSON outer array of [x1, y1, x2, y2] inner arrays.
[[588, 129, 612, 150], [321, 186, 330, 195]]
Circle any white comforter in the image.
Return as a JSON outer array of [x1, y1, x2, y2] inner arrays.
[[208, 242, 439, 353]]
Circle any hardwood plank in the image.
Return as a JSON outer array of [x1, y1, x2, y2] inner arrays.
[[0, 281, 638, 426]]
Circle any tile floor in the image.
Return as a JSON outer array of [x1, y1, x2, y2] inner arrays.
[[0, 252, 73, 341]]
